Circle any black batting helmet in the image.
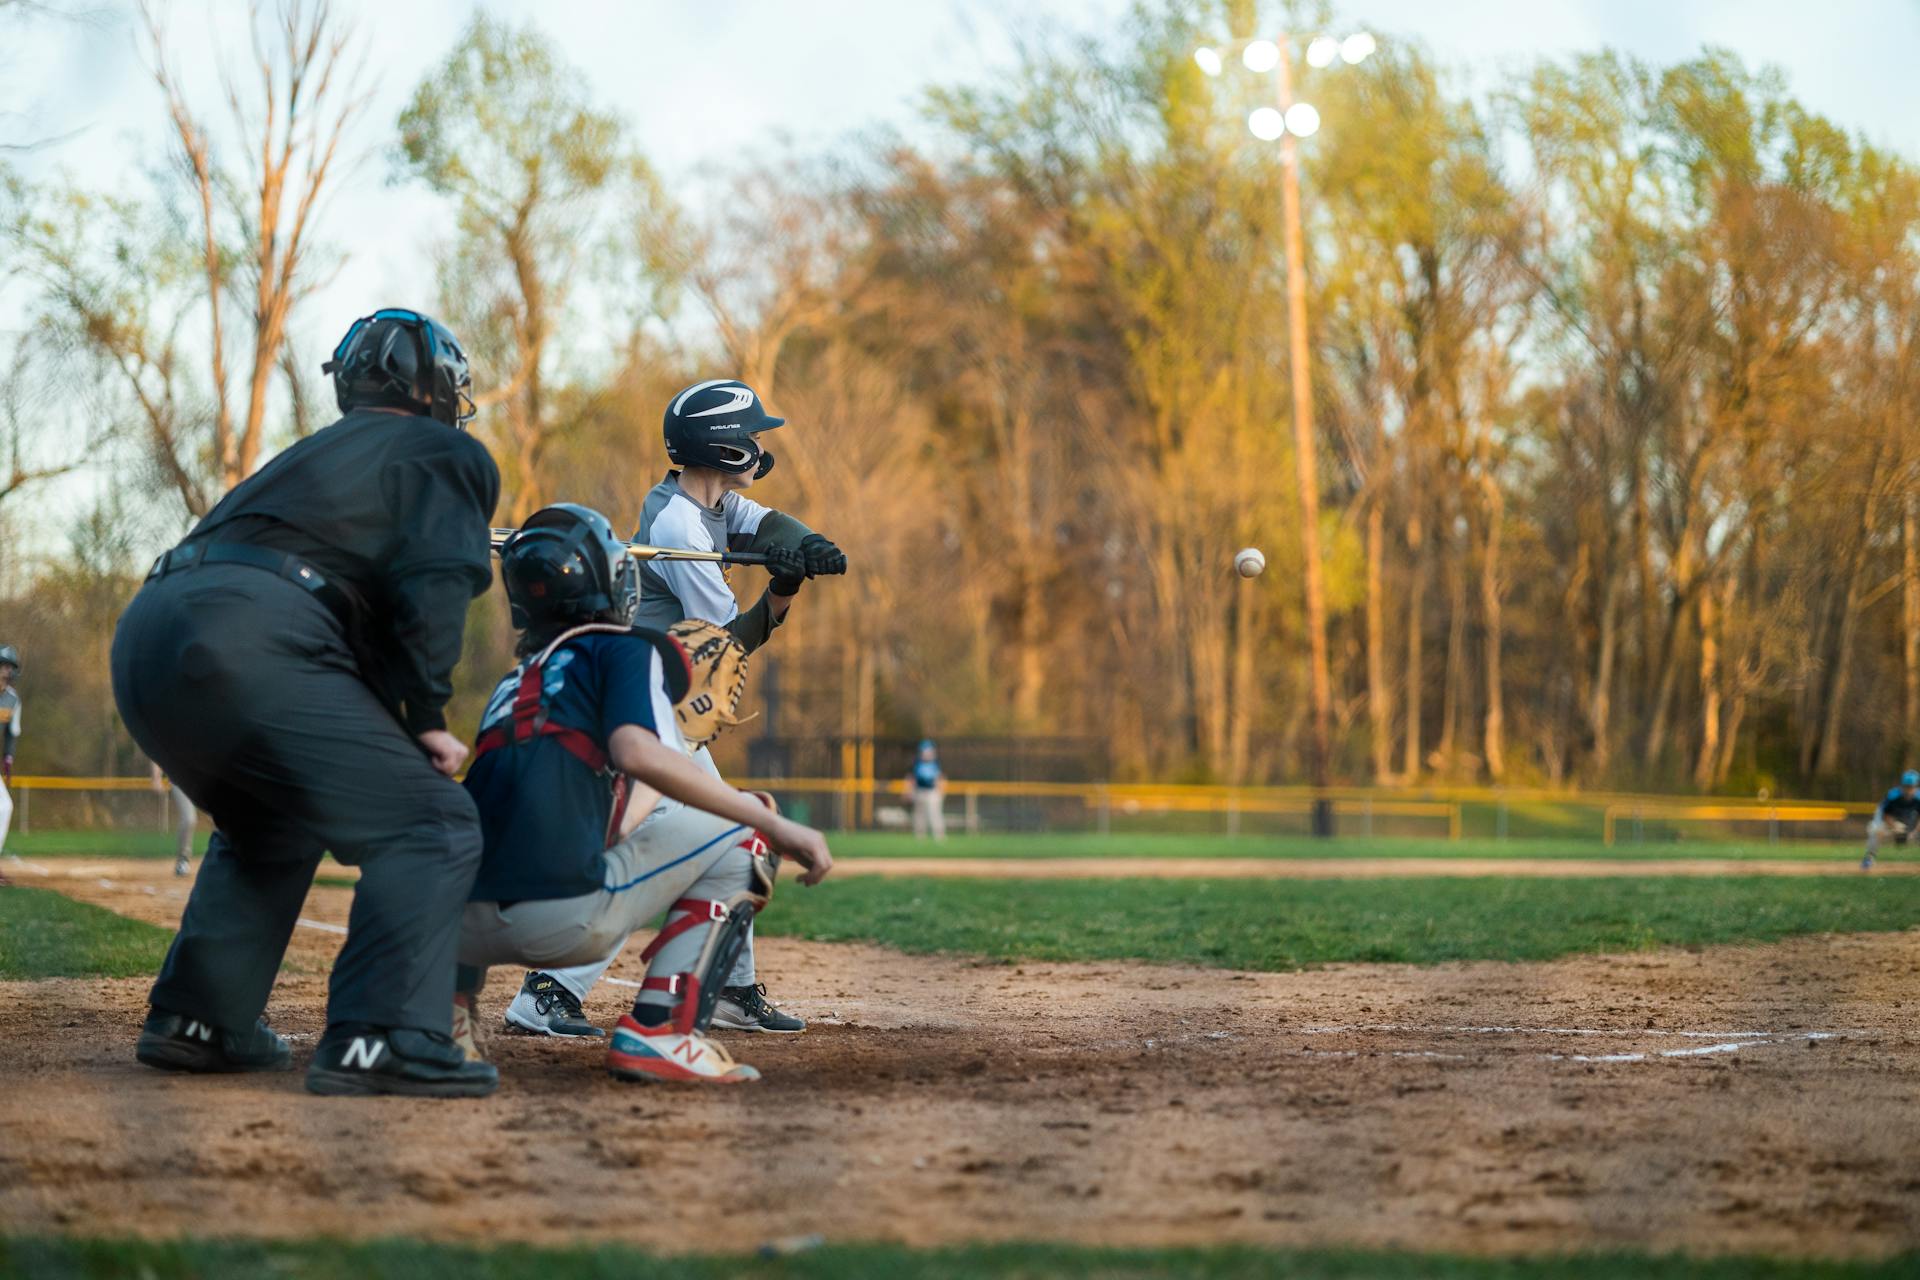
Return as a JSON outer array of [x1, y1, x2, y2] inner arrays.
[[322, 308, 475, 429], [499, 504, 639, 632], [663, 379, 783, 478]]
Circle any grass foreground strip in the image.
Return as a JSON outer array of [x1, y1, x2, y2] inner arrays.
[[826, 831, 1861, 862], [757, 874, 1920, 969], [1, 1238, 1912, 1280], [0, 885, 173, 980]]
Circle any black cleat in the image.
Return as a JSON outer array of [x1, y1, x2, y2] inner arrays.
[[136, 1009, 293, 1074], [503, 971, 604, 1038], [305, 1025, 499, 1098], [711, 983, 806, 1034]]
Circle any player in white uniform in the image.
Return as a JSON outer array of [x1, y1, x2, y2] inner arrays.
[[0, 645, 20, 883], [502, 379, 846, 1038]]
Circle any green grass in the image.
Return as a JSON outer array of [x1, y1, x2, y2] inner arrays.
[[6, 827, 1875, 863], [824, 831, 1862, 861], [0, 886, 173, 979], [757, 874, 1920, 969], [0, 1239, 1910, 1280], [4, 829, 209, 859]]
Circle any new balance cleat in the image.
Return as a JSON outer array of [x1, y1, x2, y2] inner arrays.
[[711, 983, 806, 1034], [607, 1013, 760, 1084], [503, 971, 604, 1038], [451, 994, 484, 1063], [305, 1025, 498, 1098], [136, 1009, 292, 1074]]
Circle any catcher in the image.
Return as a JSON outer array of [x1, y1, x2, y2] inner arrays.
[[1861, 769, 1920, 871], [455, 503, 832, 1083]]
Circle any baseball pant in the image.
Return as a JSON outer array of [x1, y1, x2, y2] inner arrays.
[[111, 565, 483, 1037], [912, 789, 946, 841], [458, 802, 755, 1000], [0, 778, 11, 856], [1866, 816, 1913, 859], [536, 746, 757, 1000]]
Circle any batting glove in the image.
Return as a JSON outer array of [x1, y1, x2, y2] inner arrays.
[[799, 533, 847, 578], [766, 546, 807, 598]]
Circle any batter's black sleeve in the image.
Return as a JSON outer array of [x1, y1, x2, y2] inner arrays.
[[379, 432, 501, 734], [727, 592, 785, 654], [736, 509, 814, 554]]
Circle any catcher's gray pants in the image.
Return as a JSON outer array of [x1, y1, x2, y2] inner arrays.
[[1865, 816, 1912, 858], [111, 565, 483, 1038], [537, 746, 757, 1002], [911, 789, 946, 841], [458, 803, 755, 1004]]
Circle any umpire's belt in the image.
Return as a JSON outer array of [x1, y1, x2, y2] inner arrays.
[[147, 541, 353, 625]]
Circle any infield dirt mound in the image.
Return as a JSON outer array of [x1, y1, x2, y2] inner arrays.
[[1, 860, 1917, 1258]]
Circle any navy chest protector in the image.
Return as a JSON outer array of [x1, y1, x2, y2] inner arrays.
[[472, 623, 693, 846]]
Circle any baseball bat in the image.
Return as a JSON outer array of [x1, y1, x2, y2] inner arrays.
[[488, 527, 772, 568]]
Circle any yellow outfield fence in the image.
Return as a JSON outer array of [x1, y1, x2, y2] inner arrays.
[[0, 774, 1884, 843]]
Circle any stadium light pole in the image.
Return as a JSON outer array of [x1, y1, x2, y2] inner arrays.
[[1195, 30, 1374, 835]]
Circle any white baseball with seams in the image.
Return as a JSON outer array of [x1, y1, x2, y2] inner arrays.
[[1234, 547, 1266, 578]]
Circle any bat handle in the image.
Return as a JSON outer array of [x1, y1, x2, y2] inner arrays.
[[721, 551, 772, 568]]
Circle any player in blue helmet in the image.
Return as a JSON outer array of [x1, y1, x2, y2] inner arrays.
[[909, 739, 947, 841], [1862, 769, 1920, 871]]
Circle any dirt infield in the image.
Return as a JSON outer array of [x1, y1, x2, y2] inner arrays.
[[2, 858, 1917, 1259]]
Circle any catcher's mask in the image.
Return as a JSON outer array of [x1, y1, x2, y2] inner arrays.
[[663, 379, 781, 479], [323, 308, 475, 430], [500, 504, 640, 631]]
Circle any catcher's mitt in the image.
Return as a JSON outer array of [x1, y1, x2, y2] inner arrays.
[[666, 619, 754, 747]]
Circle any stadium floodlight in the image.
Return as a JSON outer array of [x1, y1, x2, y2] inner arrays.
[[1194, 46, 1224, 77], [1285, 103, 1321, 137], [1340, 32, 1376, 64], [1306, 36, 1340, 68], [1248, 106, 1287, 141], [1242, 39, 1280, 72]]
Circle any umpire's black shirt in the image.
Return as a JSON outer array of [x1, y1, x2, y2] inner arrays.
[[181, 409, 500, 736]]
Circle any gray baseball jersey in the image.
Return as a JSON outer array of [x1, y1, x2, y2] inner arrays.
[[632, 471, 772, 631], [0, 687, 20, 747]]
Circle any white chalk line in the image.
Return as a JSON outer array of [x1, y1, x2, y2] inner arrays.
[[1281, 1026, 1841, 1065]]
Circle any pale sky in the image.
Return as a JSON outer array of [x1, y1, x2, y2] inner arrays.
[[3, 0, 1917, 557]]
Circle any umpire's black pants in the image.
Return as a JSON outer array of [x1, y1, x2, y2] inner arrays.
[[110, 564, 482, 1036]]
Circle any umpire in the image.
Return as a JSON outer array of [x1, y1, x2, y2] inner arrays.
[[112, 308, 501, 1098]]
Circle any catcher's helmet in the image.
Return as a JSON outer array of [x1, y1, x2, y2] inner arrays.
[[0, 644, 17, 671], [663, 379, 782, 479], [322, 308, 475, 429], [499, 504, 639, 631], [1903, 770, 1919, 789]]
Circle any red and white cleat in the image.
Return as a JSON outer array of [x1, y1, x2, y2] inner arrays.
[[606, 1014, 761, 1084]]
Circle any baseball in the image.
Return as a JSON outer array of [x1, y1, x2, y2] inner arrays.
[[1234, 547, 1266, 578]]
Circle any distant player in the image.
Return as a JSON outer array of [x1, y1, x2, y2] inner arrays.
[[909, 738, 947, 841], [0, 644, 20, 884], [501, 378, 845, 1039], [149, 763, 197, 877], [1861, 769, 1920, 871], [455, 504, 831, 1082]]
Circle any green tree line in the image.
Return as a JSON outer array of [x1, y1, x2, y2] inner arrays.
[[2, 1, 1917, 797]]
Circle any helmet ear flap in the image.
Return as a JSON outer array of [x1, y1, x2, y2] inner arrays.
[[753, 448, 775, 479]]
